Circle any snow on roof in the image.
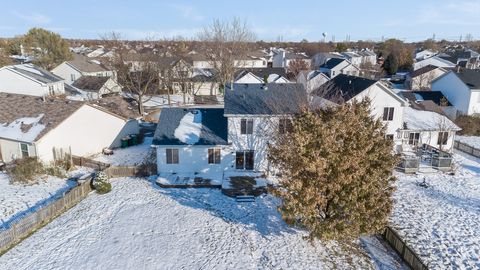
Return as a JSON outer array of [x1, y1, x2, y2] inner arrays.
[[0, 114, 45, 142], [403, 107, 460, 131], [173, 110, 202, 145]]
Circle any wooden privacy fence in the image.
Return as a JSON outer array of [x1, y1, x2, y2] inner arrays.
[[104, 166, 145, 178], [454, 140, 480, 158], [384, 226, 428, 270], [72, 155, 155, 178], [0, 177, 92, 255], [72, 156, 110, 170]]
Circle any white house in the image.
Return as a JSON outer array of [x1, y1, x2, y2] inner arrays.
[[0, 93, 139, 163], [431, 69, 480, 115], [297, 70, 330, 94], [319, 58, 360, 78], [398, 107, 460, 153], [406, 65, 448, 90], [234, 68, 290, 84], [272, 50, 311, 68], [72, 76, 122, 99], [311, 52, 344, 68], [0, 64, 65, 96], [310, 74, 408, 139], [415, 49, 437, 61], [153, 83, 308, 178], [51, 54, 114, 84], [414, 56, 456, 70], [341, 51, 363, 66]]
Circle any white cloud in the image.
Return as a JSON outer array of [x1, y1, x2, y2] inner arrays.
[[170, 4, 204, 21], [11, 11, 51, 24]]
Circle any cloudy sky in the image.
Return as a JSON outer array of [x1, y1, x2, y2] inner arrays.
[[1, 0, 479, 42]]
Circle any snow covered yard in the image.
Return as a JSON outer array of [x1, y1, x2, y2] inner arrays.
[[91, 137, 153, 166], [456, 135, 480, 149], [0, 177, 404, 270], [391, 152, 480, 269], [0, 168, 92, 227]]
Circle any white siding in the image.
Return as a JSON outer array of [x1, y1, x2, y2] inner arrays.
[[0, 139, 36, 163], [0, 69, 65, 96], [51, 63, 82, 84], [432, 72, 473, 115], [156, 145, 234, 174], [35, 105, 139, 162]]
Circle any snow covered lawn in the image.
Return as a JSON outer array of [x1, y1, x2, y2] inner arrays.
[[91, 137, 153, 166], [0, 177, 404, 269], [391, 152, 480, 269], [456, 135, 480, 149], [0, 172, 80, 227]]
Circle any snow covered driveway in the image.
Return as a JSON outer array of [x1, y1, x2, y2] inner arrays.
[[391, 152, 480, 269], [0, 178, 403, 270]]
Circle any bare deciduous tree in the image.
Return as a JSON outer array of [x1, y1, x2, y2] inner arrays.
[[286, 58, 311, 80], [198, 18, 256, 93]]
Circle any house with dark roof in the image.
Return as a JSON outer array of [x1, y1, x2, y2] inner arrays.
[[413, 56, 456, 71], [51, 54, 114, 84], [72, 75, 122, 99], [297, 70, 330, 94], [319, 58, 360, 78], [272, 49, 311, 68], [0, 64, 66, 97], [406, 65, 448, 90], [234, 68, 290, 84], [152, 83, 308, 187], [0, 93, 139, 163], [431, 69, 480, 115], [311, 74, 408, 139]]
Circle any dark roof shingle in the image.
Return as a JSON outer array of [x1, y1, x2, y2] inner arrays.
[[311, 74, 377, 102]]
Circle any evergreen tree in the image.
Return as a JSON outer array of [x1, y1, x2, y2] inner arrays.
[[384, 53, 399, 75], [268, 100, 398, 241]]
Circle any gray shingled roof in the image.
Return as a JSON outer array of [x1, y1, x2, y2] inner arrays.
[[0, 93, 84, 142], [10, 64, 64, 84], [67, 54, 109, 73], [72, 76, 110, 92], [455, 69, 480, 89], [311, 74, 378, 103], [321, 58, 347, 69], [152, 108, 228, 146], [224, 83, 308, 115]]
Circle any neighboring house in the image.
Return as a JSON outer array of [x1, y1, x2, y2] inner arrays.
[[272, 50, 311, 68], [234, 51, 268, 68], [153, 83, 308, 176], [310, 74, 408, 138], [311, 52, 344, 68], [413, 56, 456, 70], [0, 64, 65, 97], [415, 49, 437, 61], [234, 68, 290, 84], [357, 49, 377, 65], [72, 76, 122, 99], [431, 69, 480, 115], [51, 54, 115, 84], [401, 91, 457, 119], [341, 51, 363, 66], [398, 106, 460, 153], [406, 65, 448, 90], [0, 93, 139, 163], [319, 58, 360, 78], [438, 49, 480, 69], [297, 70, 330, 94]]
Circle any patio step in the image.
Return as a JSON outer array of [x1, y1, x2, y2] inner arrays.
[[236, 195, 255, 203]]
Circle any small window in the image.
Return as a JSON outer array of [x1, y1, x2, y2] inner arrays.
[[383, 107, 395, 121], [240, 119, 253, 134], [70, 74, 76, 81], [208, 148, 221, 164], [386, 134, 394, 140], [437, 132, 449, 145], [279, 118, 293, 134], [408, 132, 420, 146], [48, 85, 54, 95], [166, 148, 179, 164], [20, 143, 29, 158]]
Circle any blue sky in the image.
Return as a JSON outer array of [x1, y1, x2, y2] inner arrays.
[[1, 0, 480, 42]]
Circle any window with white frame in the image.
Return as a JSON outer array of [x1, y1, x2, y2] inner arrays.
[[20, 143, 29, 158], [437, 132, 448, 145], [166, 148, 179, 164], [240, 119, 253, 134], [383, 107, 395, 121], [235, 151, 254, 170], [208, 148, 221, 164], [408, 132, 420, 145]]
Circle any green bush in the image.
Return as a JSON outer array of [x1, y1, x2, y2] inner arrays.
[[93, 171, 112, 194], [7, 157, 44, 184], [455, 115, 480, 136]]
